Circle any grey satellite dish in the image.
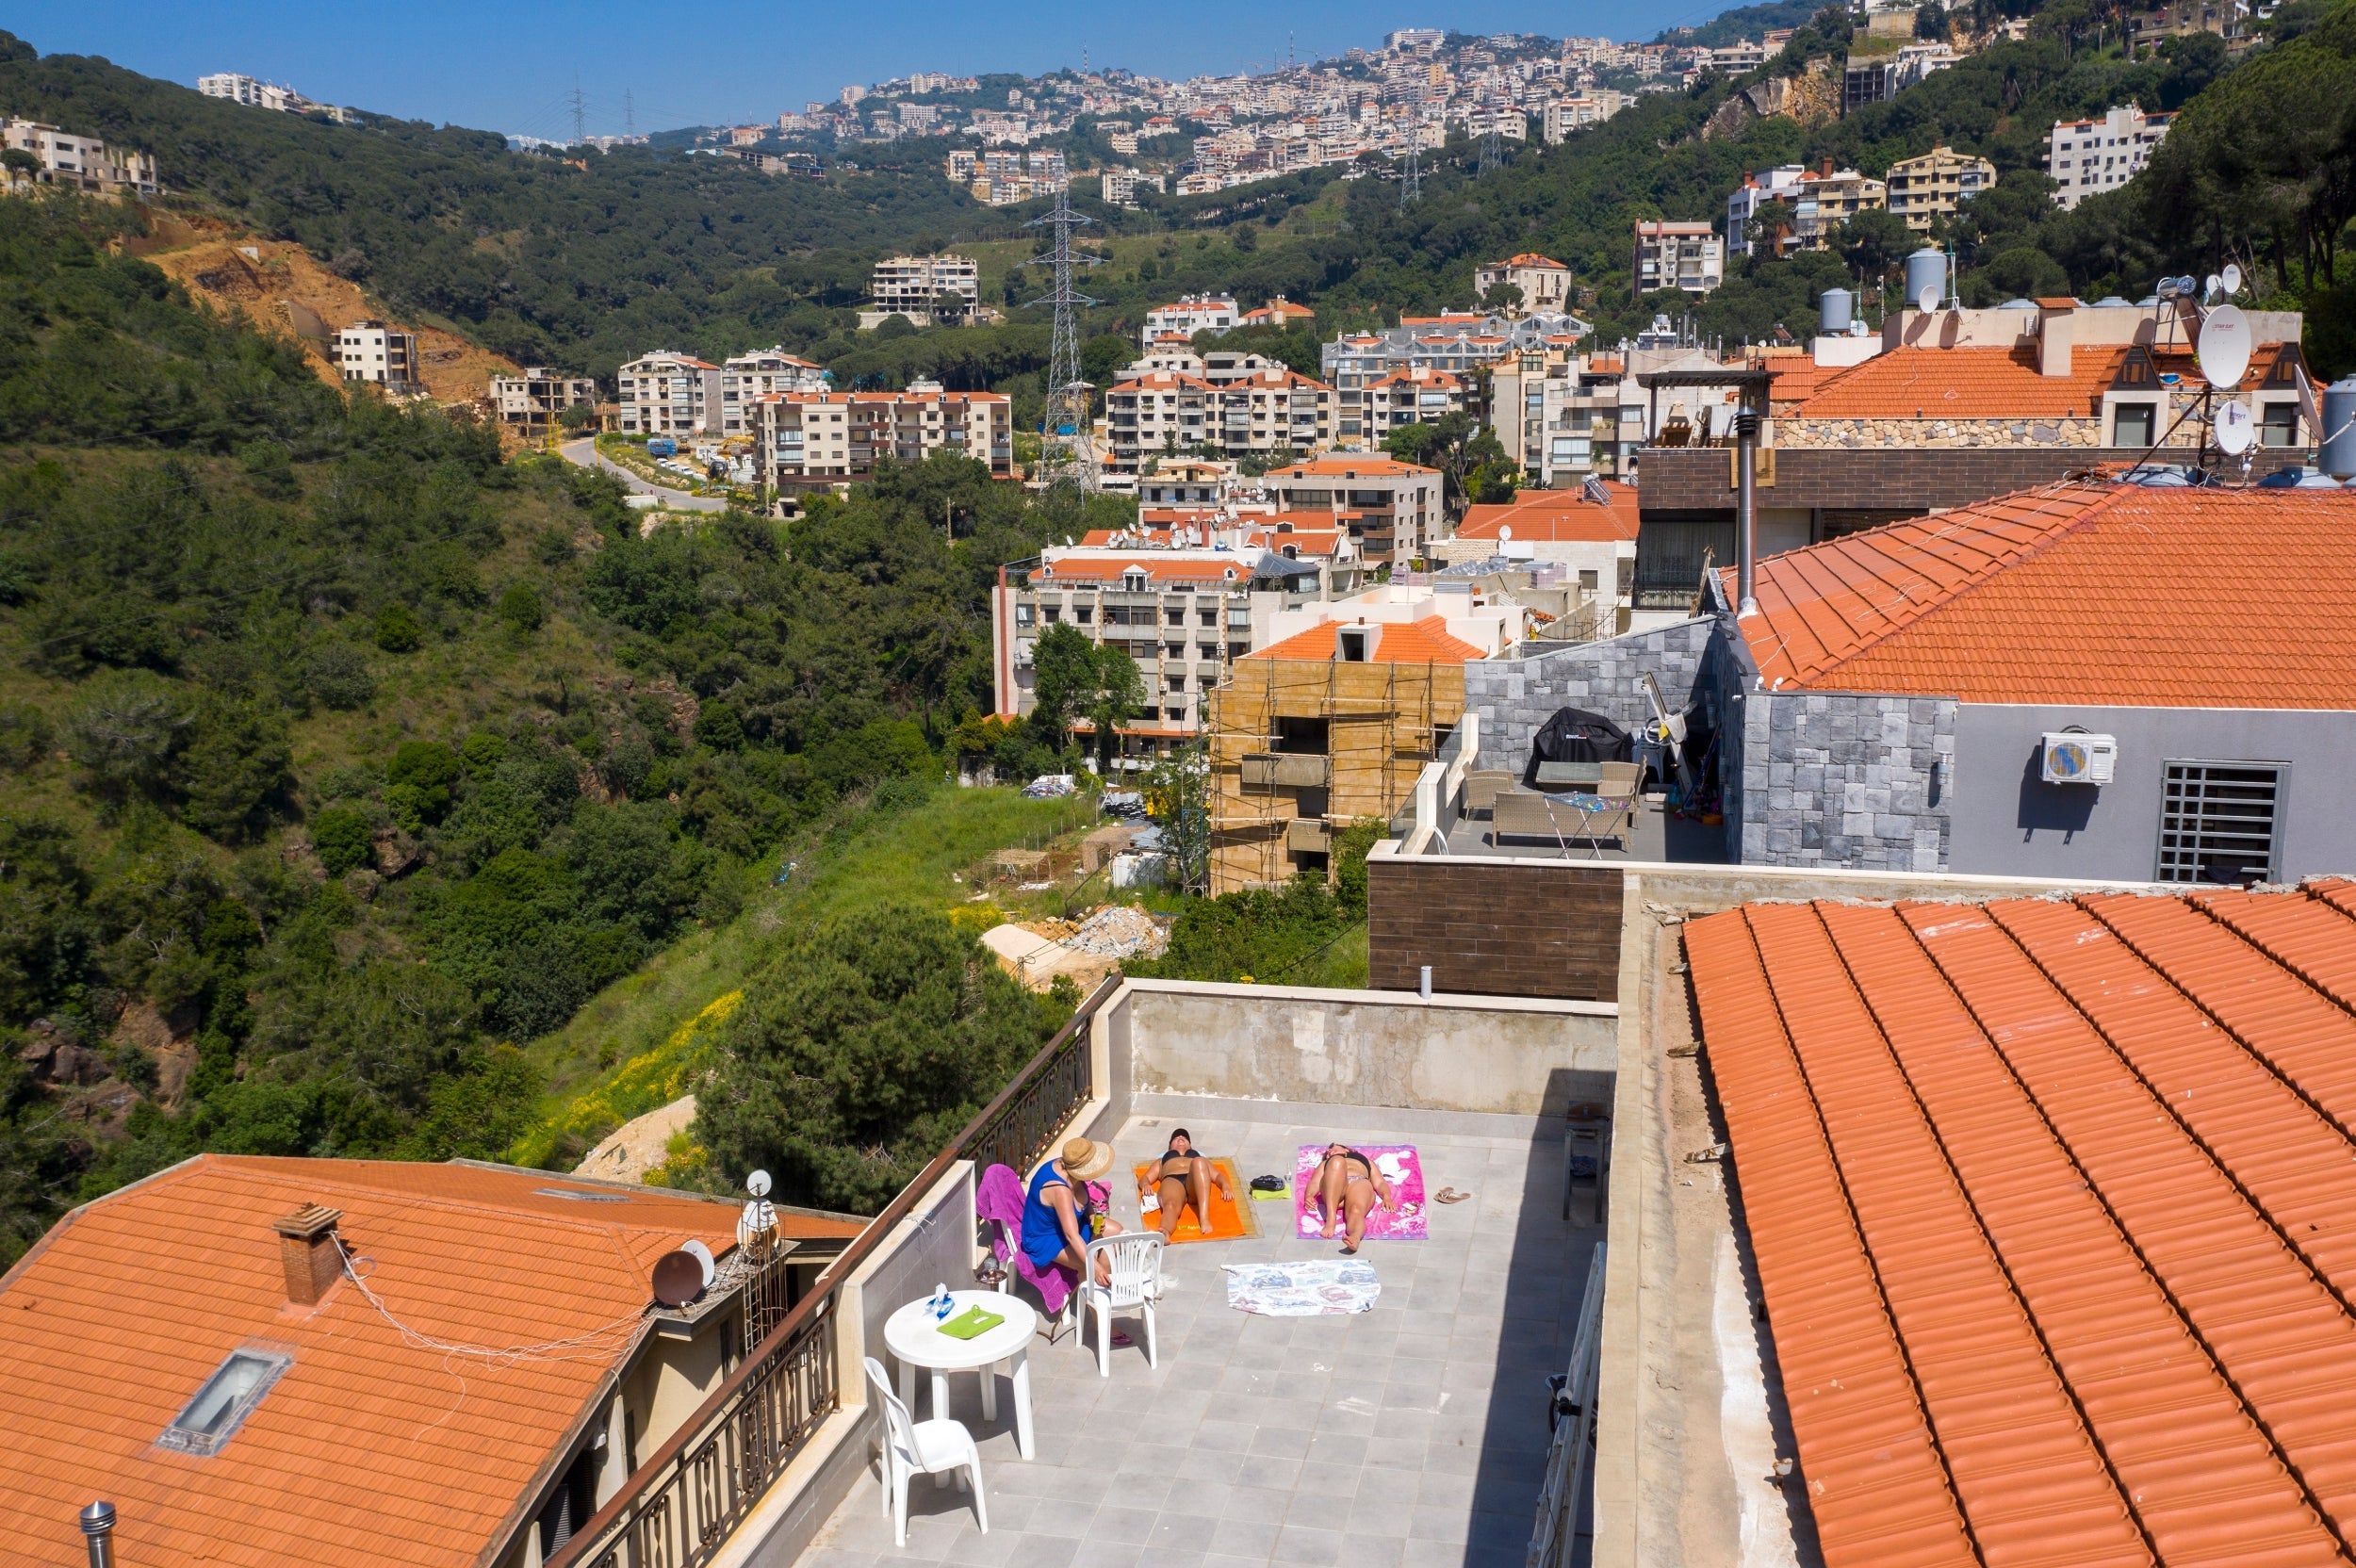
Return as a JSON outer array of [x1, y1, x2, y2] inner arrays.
[[2215, 399, 2255, 455], [1497, 524, 1513, 542], [2204, 272, 2222, 302], [2221, 263, 2243, 295], [652, 1250, 705, 1308], [2197, 304, 2252, 390], [681, 1238, 717, 1288], [1916, 284, 1940, 315], [747, 1169, 773, 1198]]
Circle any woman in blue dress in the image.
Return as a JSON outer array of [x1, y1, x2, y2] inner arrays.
[[1022, 1136, 1121, 1287]]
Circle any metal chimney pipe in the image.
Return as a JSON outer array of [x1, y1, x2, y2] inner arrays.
[[1734, 410, 1761, 617], [80, 1501, 116, 1568]]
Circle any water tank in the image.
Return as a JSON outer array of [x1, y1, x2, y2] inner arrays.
[[1819, 287, 1853, 335], [1904, 248, 1947, 310], [2323, 376, 2356, 480]]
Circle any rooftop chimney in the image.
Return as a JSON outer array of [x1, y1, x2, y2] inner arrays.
[[80, 1501, 115, 1568], [272, 1204, 343, 1306], [2037, 300, 2075, 378]]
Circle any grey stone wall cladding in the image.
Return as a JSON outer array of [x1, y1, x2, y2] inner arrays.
[[1741, 690, 1957, 871], [1464, 619, 1717, 766]]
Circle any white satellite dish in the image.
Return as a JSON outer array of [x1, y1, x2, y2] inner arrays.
[[1497, 524, 1513, 542], [2204, 272, 2222, 302], [2197, 304, 2252, 390], [2215, 399, 2255, 455], [1916, 284, 1940, 315], [681, 1238, 717, 1289], [746, 1169, 773, 1198], [2221, 263, 2243, 295]]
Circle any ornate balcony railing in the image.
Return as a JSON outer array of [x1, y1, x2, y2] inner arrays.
[[544, 973, 1121, 1568]]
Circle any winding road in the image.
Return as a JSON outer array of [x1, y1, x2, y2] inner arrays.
[[560, 437, 728, 513]]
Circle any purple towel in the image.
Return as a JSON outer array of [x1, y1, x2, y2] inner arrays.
[[977, 1163, 1073, 1316]]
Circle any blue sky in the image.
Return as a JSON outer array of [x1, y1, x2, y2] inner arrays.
[[11, 1, 1743, 140]]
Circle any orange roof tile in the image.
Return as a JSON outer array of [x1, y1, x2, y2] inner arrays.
[[1246, 615, 1486, 664], [0, 1157, 855, 1568], [1730, 482, 2356, 706], [1037, 554, 1249, 584], [1791, 344, 2123, 419], [1687, 883, 2356, 1568], [1456, 483, 1638, 544]]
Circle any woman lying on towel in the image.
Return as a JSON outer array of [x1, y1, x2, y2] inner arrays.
[[1137, 1128, 1236, 1242], [1312, 1143, 1397, 1255]]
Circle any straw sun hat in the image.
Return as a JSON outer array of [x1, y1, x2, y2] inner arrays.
[[1058, 1137, 1116, 1180]]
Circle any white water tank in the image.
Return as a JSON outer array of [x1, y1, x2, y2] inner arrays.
[[2323, 376, 2356, 480], [1905, 248, 1947, 309], [1819, 287, 1853, 335]]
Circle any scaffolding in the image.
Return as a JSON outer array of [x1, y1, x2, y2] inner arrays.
[[1203, 655, 1460, 893]]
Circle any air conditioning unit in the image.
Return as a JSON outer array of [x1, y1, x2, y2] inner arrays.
[[2040, 731, 2117, 785]]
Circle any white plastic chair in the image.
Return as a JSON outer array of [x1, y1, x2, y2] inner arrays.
[[861, 1356, 987, 1545], [1080, 1233, 1164, 1377]]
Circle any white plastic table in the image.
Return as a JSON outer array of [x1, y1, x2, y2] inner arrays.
[[882, 1288, 1039, 1460]]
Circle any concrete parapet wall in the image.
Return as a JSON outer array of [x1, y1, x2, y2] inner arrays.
[[1113, 977, 1617, 1118]]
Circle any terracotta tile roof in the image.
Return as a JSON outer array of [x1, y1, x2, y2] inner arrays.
[[1730, 482, 2356, 706], [1246, 614, 1487, 664], [1492, 253, 1567, 269], [1272, 457, 1438, 479], [1687, 884, 2356, 1568], [0, 1156, 848, 1568], [1764, 358, 1861, 407], [1037, 554, 1249, 584], [1789, 344, 2124, 419], [1456, 483, 1639, 544]]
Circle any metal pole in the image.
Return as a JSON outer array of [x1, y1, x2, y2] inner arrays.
[[80, 1502, 115, 1568], [1734, 409, 1759, 617]]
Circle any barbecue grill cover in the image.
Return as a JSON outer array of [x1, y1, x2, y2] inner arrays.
[[1530, 707, 1632, 766]]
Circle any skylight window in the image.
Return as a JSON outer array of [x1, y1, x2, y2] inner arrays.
[[158, 1348, 292, 1455]]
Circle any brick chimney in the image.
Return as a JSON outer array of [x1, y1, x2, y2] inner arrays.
[[1819, 156, 1832, 178], [272, 1204, 344, 1306], [2037, 299, 2075, 378]]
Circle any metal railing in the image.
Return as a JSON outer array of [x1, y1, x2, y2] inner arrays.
[[545, 973, 1121, 1568]]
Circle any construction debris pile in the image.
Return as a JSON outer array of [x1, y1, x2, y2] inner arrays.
[[1063, 904, 1170, 960]]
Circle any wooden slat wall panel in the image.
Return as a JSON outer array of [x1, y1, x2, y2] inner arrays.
[[1366, 859, 1623, 1000]]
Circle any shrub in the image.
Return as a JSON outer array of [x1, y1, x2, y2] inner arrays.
[[311, 807, 373, 875], [0, 703, 53, 770], [64, 670, 190, 805], [693, 701, 744, 751], [304, 643, 375, 710], [373, 603, 424, 653], [497, 583, 545, 634], [385, 740, 461, 830], [179, 698, 293, 844]]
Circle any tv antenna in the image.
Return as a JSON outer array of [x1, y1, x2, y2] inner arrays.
[[1023, 188, 1103, 493]]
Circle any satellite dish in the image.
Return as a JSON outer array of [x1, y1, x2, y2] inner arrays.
[[1916, 284, 1940, 315], [746, 1169, 773, 1198], [2221, 263, 2243, 295], [652, 1250, 706, 1308], [681, 1238, 717, 1288], [2204, 272, 2222, 302], [1497, 524, 1513, 542], [2198, 304, 2252, 390], [2215, 399, 2255, 455]]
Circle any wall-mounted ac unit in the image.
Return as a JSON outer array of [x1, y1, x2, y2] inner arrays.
[[2040, 731, 2117, 785]]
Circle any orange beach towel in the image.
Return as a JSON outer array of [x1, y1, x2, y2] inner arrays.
[[1132, 1155, 1259, 1243]]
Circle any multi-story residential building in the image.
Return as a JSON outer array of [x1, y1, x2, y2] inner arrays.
[[750, 384, 1012, 489], [2046, 104, 2174, 208], [1726, 165, 1807, 255], [945, 149, 977, 182], [1490, 350, 1644, 484], [1266, 456, 1444, 566], [195, 73, 348, 120], [1884, 144, 1997, 230], [1473, 253, 1573, 315], [1632, 220, 1725, 297], [1542, 91, 1623, 141], [1841, 41, 1955, 115], [1241, 296, 1317, 330], [861, 253, 981, 328], [1097, 167, 1142, 205], [2128, 0, 2258, 54], [0, 119, 158, 196], [1143, 294, 1241, 344], [1360, 366, 1468, 443], [719, 349, 829, 433], [617, 351, 721, 435], [1102, 367, 1334, 478], [1791, 165, 1887, 250], [1320, 310, 1586, 434], [335, 320, 419, 394], [489, 368, 597, 434]]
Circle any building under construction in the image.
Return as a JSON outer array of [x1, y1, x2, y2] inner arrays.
[[1203, 617, 1483, 892]]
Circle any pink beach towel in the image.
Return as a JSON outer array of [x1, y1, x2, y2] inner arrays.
[[1294, 1144, 1429, 1240]]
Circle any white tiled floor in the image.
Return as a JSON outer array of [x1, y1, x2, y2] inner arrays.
[[809, 1107, 1603, 1568]]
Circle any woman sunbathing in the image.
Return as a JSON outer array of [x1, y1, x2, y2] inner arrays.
[[1137, 1128, 1235, 1241], [1312, 1143, 1396, 1255]]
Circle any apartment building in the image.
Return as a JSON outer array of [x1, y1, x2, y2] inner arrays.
[[1143, 294, 1240, 343], [1360, 366, 1468, 443], [1841, 40, 1957, 114], [1472, 253, 1573, 315], [488, 368, 597, 434], [0, 119, 158, 196], [1240, 296, 1317, 330], [719, 349, 829, 433], [861, 253, 981, 328], [1884, 144, 1997, 230], [616, 352, 722, 435], [335, 320, 419, 394], [1489, 349, 1644, 484], [1266, 456, 1444, 566], [1632, 220, 1724, 297], [195, 73, 348, 120], [750, 384, 1012, 488], [1102, 366, 1334, 479], [1726, 165, 1807, 256], [1541, 91, 1623, 141], [1792, 166, 1887, 250], [2047, 104, 2174, 207], [1322, 311, 1585, 442]]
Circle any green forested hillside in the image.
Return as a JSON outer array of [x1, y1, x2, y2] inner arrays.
[[0, 193, 1127, 1257]]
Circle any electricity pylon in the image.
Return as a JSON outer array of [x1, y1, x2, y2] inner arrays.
[[1023, 187, 1102, 493]]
